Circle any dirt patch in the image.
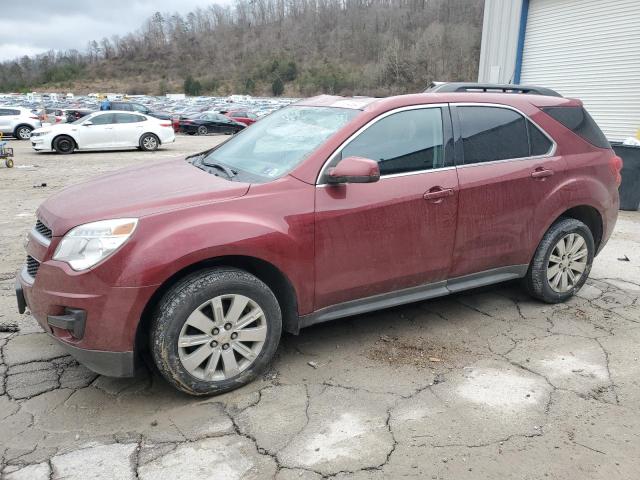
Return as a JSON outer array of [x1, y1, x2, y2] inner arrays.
[[366, 335, 470, 368]]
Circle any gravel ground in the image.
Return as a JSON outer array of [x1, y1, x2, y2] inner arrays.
[[1, 137, 639, 479]]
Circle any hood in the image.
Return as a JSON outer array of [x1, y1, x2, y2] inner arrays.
[[38, 158, 250, 235], [33, 123, 75, 134]]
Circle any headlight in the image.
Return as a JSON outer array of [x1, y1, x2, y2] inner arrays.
[[31, 130, 50, 137], [53, 218, 138, 271]]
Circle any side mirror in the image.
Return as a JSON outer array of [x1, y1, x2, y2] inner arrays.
[[83, 120, 93, 126], [327, 156, 380, 184]]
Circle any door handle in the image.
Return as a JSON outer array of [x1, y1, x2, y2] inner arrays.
[[423, 187, 454, 201], [531, 168, 554, 179]]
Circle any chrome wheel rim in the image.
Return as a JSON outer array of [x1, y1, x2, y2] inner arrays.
[[178, 294, 267, 381], [547, 233, 589, 293], [18, 127, 31, 139], [198, 126, 207, 135], [143, 136, 157, 149]]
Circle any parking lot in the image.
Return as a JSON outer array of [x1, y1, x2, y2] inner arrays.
[[1, 137, 639, 479]]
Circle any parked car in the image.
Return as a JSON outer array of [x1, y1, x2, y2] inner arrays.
[[225, 109, 259, 126], [108, 101, 173, 121], [178, 112, 246, 135], [30, 110, 175, 154], [40, 108, 68, 124], [16, 86, 621, 396], [63, 109, 94, 123], [0, 106, 42, 139]]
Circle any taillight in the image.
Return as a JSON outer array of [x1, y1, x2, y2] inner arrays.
[[31, 116, 40, 120], [610, 155, 623, 186], [160, 122, 172, 127]]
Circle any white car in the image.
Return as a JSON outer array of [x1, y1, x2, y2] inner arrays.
[[30, 111, 175, 154], [0, 106, 42, 140]]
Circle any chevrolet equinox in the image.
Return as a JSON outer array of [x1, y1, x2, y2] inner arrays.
[[16, 87, 622, 395]]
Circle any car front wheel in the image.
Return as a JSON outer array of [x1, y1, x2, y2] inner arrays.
[[150, 268, 282, 396], [53, 135, 75, 154], [525, 218, 594, 303]]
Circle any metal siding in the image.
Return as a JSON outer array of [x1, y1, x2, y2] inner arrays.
[[521, 0, 640, 141], [478, 0, 524, 83]]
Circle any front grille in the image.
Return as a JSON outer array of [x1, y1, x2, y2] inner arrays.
[[35, 219, 52, 239], [26, 255, 40, 278]]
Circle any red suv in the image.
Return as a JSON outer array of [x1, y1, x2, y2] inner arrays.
[[224, 110, 259, 126], [16, 86, 622, 395]]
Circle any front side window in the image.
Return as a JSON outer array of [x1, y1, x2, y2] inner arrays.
[[340, 108, 445, 176], [89, 113, 116, 125], [204, 106, 358, 181], [458, 106, 529, 164]]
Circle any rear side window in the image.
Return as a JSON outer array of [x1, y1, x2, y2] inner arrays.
[[542, 106, 609, 148], [528, 120, 553, 156], [341, 107, 446, 175], [114, 113, 145, 123], [458, 107, 529, 163]]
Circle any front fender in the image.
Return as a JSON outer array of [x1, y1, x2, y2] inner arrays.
[[108, 180, 316, 314]]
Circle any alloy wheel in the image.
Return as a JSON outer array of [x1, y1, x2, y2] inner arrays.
[[178, 294, 267, 381], [546, 233, 588, 293], [18, 127, 31, 139], [143, 136, 158, 150]]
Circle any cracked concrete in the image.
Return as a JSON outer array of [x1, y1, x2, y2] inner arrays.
[[1, 138, 640, 479]]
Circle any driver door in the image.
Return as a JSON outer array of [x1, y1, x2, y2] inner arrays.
[[75, 113, 116, 149], [314, 106, 459, 309]]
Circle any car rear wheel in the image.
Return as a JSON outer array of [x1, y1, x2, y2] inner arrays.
[[197, 125, 208, 136], [150, 268, 282, 396], [524, 218, 594, 303], [140, 133, 159, 151], [14, 125, 33, 140], [53, 135, 75, 154]]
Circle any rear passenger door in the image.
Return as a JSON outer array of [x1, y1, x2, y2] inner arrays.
[[112, 113, 146, 147], [0, 109, 12, 133], [449, 104, 565, 279]]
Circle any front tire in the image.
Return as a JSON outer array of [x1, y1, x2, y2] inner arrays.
[[14, 125, 33, 140], [140, 133, 159, 151], [525, 218, 594, 303], [197, 125, 208, 136], [150, 268, 282, 396], [53, 135, 75, 154]]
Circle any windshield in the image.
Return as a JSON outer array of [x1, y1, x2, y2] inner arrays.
[[71, 113, 94, 125], [203, 106, 359, 180]]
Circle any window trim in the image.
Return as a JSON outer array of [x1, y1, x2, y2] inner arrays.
[[316, 103, 451, 185], [451, 103, 557, 168]]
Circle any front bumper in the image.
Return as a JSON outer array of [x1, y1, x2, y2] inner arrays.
[[16, 258, 155, 377]]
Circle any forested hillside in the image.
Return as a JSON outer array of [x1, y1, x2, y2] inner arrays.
[[0, 0, 484, 96]]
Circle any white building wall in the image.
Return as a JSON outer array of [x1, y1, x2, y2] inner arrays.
[[520, 0, 640, 141], [478, 0, 524, 83]]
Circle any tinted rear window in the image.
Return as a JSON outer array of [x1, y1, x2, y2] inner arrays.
[[542, 106, 609, 149], [458, 106, 529, 163], [527, 120, 553, 156]]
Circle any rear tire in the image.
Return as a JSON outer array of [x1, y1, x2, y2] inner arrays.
[[14, 125, 32, 140], [53, 135, 75, 154], [525, 218, 594, 303], [150, 268, 282, 396], [140, 133, 159, 151]]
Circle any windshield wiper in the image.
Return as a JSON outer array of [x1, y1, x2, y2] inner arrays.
[[202, 160, 238, 179]]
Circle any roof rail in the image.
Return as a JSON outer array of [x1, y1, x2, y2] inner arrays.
[[425, 82, 562, 97]]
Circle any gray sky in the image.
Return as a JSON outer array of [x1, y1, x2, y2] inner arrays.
[[0, 0, 228, 61]]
